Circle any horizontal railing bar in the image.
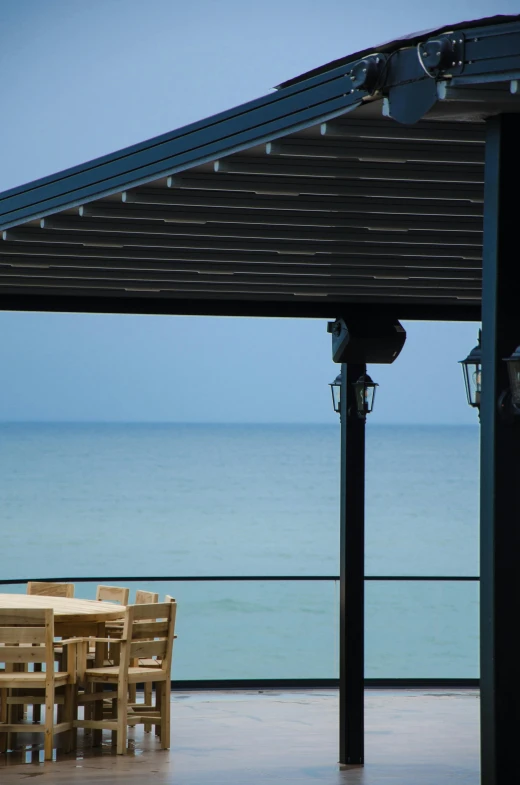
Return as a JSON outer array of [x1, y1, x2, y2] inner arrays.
[[366, 575, 480, 581], [0, 574, 480, 584], [169, 677, 480, 690]]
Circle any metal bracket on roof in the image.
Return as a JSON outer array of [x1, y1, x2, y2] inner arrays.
[[383, 79, 438, 125], [417, 33, 465, 79], [347, 54, 386, 94], [383, 33, 466, 124]]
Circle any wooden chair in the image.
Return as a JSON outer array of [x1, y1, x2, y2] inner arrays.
[[130, 590, 159, 719], [73, 601, 177, 754], [27, 582, 75, 599], [135, 590, 159, 604], [0, 608, 76, 760], [77, 585, 129, 730], [93, 586, 129, 663], [25, 582, 75, 723], [96, 585, 129, 605], [154, 595, 176, 736]]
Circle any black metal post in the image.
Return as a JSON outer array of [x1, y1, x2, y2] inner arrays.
[[480, 114, 520, 785], [339, 361, 365, 765]]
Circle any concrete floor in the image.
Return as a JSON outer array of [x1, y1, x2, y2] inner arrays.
[[0, 689, 480, 784]]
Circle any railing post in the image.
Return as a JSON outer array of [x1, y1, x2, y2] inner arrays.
[[339, 361, 365, 764]]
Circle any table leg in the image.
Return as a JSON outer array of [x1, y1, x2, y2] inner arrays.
[[92, 622, 105, 747], [0, 687, 8, 753]]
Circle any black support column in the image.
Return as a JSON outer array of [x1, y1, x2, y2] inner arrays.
[[480, 114, 520, 785], [339, 361, 365, 765]]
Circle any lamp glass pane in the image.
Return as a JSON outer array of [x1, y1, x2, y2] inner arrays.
[[462, 361, 481, 408], [365, 384, 376, 413], [330, 383, 341, 413], [354, 380, 376, 415], [354, 382, 365, 414]]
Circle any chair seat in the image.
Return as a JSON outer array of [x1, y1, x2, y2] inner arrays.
[[86, 653, 119, 666], [85, 666, 166, 684], [137, 658, 162, 668], [0, 671, 70, 686]]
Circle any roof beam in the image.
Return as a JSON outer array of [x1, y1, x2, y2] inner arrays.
[[0, 257, 481, 280], [78, 204, 482, 232], [213, 157, 484, 183], [161, 172, 484, 200], [0, 292, 481, 320], [121, 188, 484, 216], [0, 243, 481, 268], [0, 267, 482, 290], [2, 230, 482, 257], [265, 139, 485, 165], [320, 120, 485, 143], [0, 275, 480, 299], [29, 219, 483, 247]]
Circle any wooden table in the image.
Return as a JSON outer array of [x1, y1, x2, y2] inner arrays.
[[0, 594, 125, 626], [0, 594, 126, 747], [0, 592, 125, 669], [0, 593, 125, 664]]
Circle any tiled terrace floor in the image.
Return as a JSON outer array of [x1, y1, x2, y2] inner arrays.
[[0, 689, 480, 784]]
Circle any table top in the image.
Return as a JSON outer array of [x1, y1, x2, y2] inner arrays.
[[0, 593, 125, 623]]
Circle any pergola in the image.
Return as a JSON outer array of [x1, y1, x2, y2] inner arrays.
[[1, 13, 519, 784]]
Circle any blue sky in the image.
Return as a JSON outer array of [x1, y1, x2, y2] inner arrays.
[[1, 0, 512, 424]]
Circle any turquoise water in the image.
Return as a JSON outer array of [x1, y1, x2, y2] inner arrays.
[[0, 423, 480, 679]]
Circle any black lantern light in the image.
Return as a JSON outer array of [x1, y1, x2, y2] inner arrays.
[[459, 331, 482, 409], [329, 372, 342, 414], [504, 345, 520, 411], [330, 369, 378, 419], [353, 374, 378, 419]]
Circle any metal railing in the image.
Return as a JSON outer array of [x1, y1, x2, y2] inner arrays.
[[0, 574, 480, 584], [0, 574, 480, 689]]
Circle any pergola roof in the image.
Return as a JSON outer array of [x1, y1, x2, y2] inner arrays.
[[1, 14, 520, 320]]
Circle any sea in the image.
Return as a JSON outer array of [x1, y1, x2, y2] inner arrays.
[[0, 422, 480, 681]]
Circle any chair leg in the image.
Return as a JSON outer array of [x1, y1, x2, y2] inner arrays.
[[158, 681, 170, 750], [10, 664, 23, 748], [144, 682, 152, 733], [155, 683, 162, 737], [116, 681, 128, 755], [44, 683, 55, 761], [111, 687, 118, 748], [33, 663, 42, 723], [6, 685, 14, 752], [0, 688, 8, 753], [92, 683, 103, 748], [62, 684, 75, 754]]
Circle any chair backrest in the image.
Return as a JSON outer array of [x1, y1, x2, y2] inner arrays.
[[119, 601, 177, 677], [96, 585, 129, 605], [27, 581, 75, 598], [135, 590, 159, 604], [165, 594, 176, 603], [0, 608, 55, 672]]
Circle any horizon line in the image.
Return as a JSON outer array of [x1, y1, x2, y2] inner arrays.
[[0, 420, 479, 427]]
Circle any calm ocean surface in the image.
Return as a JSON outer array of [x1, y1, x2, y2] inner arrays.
[[0, 423, 480, 680]]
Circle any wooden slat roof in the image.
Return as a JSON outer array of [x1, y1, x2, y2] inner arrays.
[[2, 14, 520, 320]]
